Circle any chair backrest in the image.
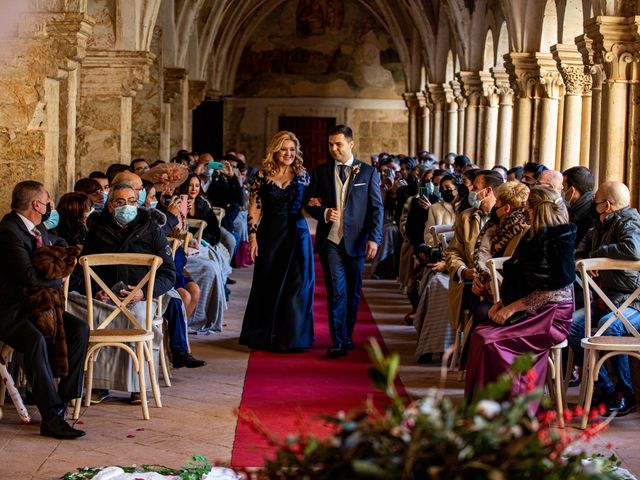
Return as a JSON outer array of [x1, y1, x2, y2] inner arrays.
[[430, 224, 454, 246], [188, 219, 207, 244], [438, 230, 455, 250], [486, 256, 510, 304], [167, 231, 193, 258], [577, 258, 640, 338], [79, 253, 162, 332], [211, 206, 225, 224]]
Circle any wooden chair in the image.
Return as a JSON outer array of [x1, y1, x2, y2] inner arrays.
[[429, 224, 453, 247], [487, 256, 569, 428], [577, 258, 640, 428], [438, 231, 455, 250], [188, 219, 207, 245], [72, 253, 163, 420], [211, 207, 225, 225]]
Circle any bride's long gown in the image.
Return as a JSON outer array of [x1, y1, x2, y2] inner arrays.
[[240, 171, 315, 350]]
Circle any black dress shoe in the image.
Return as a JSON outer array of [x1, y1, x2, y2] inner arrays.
[[173, 353, 207, 368], [607, 394, 637, 416], [40, 415, 85, 439], [226, 278, 236, 285], [346, 339, 354, 350], [326, 345, 348, 358]]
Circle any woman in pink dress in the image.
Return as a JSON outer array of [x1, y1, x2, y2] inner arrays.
[[464, 187, 576, 408]]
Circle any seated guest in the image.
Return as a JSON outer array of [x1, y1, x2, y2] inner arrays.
[[521, 161, 547, 188], [562, 166, 595, 245], [423, 174, 458, 249], [76, 182, 204, 383], [52, 192, 92, 247], [0, 181, 88, 438], [105, 163, 130, 184], [537, 169, 563, 193], [178, 173, 222, 246], [142, 179, 158, 209], [445, 170, 503, 332], [465, 186, 576, 413], [89, 171, 109, 195], [507, 166, 523, 182], [131, 158, 150, 175], [74, 177, 104, 210], [568, 181, 640, 415], [491, 165, 508, 181]]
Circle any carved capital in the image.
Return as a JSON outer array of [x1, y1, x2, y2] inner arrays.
[[427, 83, 446, 111], [490, 67, 513, 98], [449, 79, 466, 108], [457, 71, 483, 105], [82, 50, 154, 97], [415, 91, 427, 109], [402, 91, 420, 110], [551, 44, 590, 95], [536, 53, 564, 99], [504, 52, 539, 98], [163, 67, 188, 103], [188, 80, 207, 109], [585, 16, 640, 82], [477, 70, 499, 107]]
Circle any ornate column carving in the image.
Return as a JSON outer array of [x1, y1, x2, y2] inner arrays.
[[586, 16, 639, 184], [451, 80, 466, 154], [491, 67, 514, 167], [552, 44, 591, 171]]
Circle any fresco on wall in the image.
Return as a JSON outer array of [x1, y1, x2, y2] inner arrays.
[[234, 0, 404, 98]]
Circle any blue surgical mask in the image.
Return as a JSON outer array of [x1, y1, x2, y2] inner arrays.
[[206, 168, 214, 177], [43, 209, 59, 230], [101, 190, 109, 204], [114, 205, 138, 225], [149, 200, 158, 209], [468, 191, 482, 209], [434, 184, 440, 196], [92, 202, 104, 213], [137, 188, 147, 207]]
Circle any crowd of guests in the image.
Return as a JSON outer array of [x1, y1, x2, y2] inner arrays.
[[0, 148, 255, 438], [372, 150, 640, 417]]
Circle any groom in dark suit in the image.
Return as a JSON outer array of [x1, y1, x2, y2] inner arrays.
[[0, 181, 88, 438], [306, 125, 384, 357]]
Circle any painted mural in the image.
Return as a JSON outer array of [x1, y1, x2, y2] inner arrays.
[[234, 0, 405, 98]]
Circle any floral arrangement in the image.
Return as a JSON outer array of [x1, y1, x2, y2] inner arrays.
[[63, 341, 634, 480]]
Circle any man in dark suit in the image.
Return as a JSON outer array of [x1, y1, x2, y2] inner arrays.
[[0, 181, 88, 438], [306, 125, 384, 357]]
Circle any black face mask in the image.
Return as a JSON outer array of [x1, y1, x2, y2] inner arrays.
[[441, 190, 456, 203], [41, 202, 52, 222], [490, 206, 500, 224]]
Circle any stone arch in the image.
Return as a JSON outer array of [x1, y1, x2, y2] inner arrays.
[[540, 0, 559, 51], [483, 29, 496, 69], [557, 0, 585, 43], [445, 50, 455, 81]]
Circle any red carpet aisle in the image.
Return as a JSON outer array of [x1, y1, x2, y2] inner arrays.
[[231, 255, 405, 467]]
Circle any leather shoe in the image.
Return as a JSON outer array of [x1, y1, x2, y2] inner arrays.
[[326, 345, 348, 358], [226, 278, 236, 285], [173, 353, 206, 368], [346, 339, 354, 350], [40, 415, 85, 439], [607, 394, 637, 416]]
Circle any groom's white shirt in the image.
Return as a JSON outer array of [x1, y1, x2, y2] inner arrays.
[[325, 156, 354, 244]]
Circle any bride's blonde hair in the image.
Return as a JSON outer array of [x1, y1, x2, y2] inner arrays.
[[262, 131, 305, 177]]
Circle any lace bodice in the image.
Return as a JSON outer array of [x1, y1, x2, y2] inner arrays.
[[250, 171, 310, 216]]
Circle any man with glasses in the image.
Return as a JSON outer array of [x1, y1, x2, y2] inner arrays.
[[0, 181, 89, 439], [521, 161, 547, 188]]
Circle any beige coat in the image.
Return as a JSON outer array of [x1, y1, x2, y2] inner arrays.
[[423, 201, 457, 247]]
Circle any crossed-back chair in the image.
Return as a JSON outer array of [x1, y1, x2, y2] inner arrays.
[[429, 224, 454, 248], [487, 256, 570, 428], [188, 219, 207, 245], [72, 253, 163, 420], [577, 258, 640, 429], [211, 207, 225, 226], [439, 231, 455, 251]]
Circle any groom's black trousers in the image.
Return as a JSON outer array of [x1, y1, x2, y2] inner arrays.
[[319, 240, 365, 347]]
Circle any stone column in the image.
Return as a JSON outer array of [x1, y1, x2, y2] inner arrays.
[[78, 51, 154, 175], [492, 67, 514, 167], [164, 67, 189, 155], [451, 80, 466, 155], [479, 71, 499, 168], [577, 33, 602, 182], [417, 92, 431, 152], [403, 92, 419, 156], [553, 45, 591, 171], [444, 85, 458, 155], [505, 53, 538, 166], [458, 72, 482, 160], [586, 16, 637, 184], [427, 84, 446, 160], [536, 54, 564, 169]]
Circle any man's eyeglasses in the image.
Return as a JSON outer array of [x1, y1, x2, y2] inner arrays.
[[111, 198, 137, 207]]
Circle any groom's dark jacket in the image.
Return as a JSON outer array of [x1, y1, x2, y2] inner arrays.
[[306, 159, 384, 257]]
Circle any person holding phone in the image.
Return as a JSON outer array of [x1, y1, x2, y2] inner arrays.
[[177, 174, 222, 246], [239, 131, 315, 352]]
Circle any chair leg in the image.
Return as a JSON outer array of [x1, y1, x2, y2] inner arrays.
[[136, 342, 150, 420], [581, 351, 596, 429], [0, 378, 5, 407], [144, 340, 162, 408], [83, 352, 95, 408], [158, 339, 171, 388], [553, 349, 565, 429], [562, 348, 574, 408], [449, 327, 461, 371]]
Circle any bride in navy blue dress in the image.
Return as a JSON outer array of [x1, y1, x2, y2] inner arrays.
[[240, 131, 315, 351]]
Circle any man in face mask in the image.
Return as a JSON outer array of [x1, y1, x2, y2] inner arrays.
[[0, 181, 89, 439], [568, 181, 640, 416], [562, 166, 595, 245], [445, 170, 504, 332]]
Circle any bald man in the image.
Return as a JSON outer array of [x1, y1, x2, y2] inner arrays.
[[537, 169, 563, 193], [568, 181, 640, 416]]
